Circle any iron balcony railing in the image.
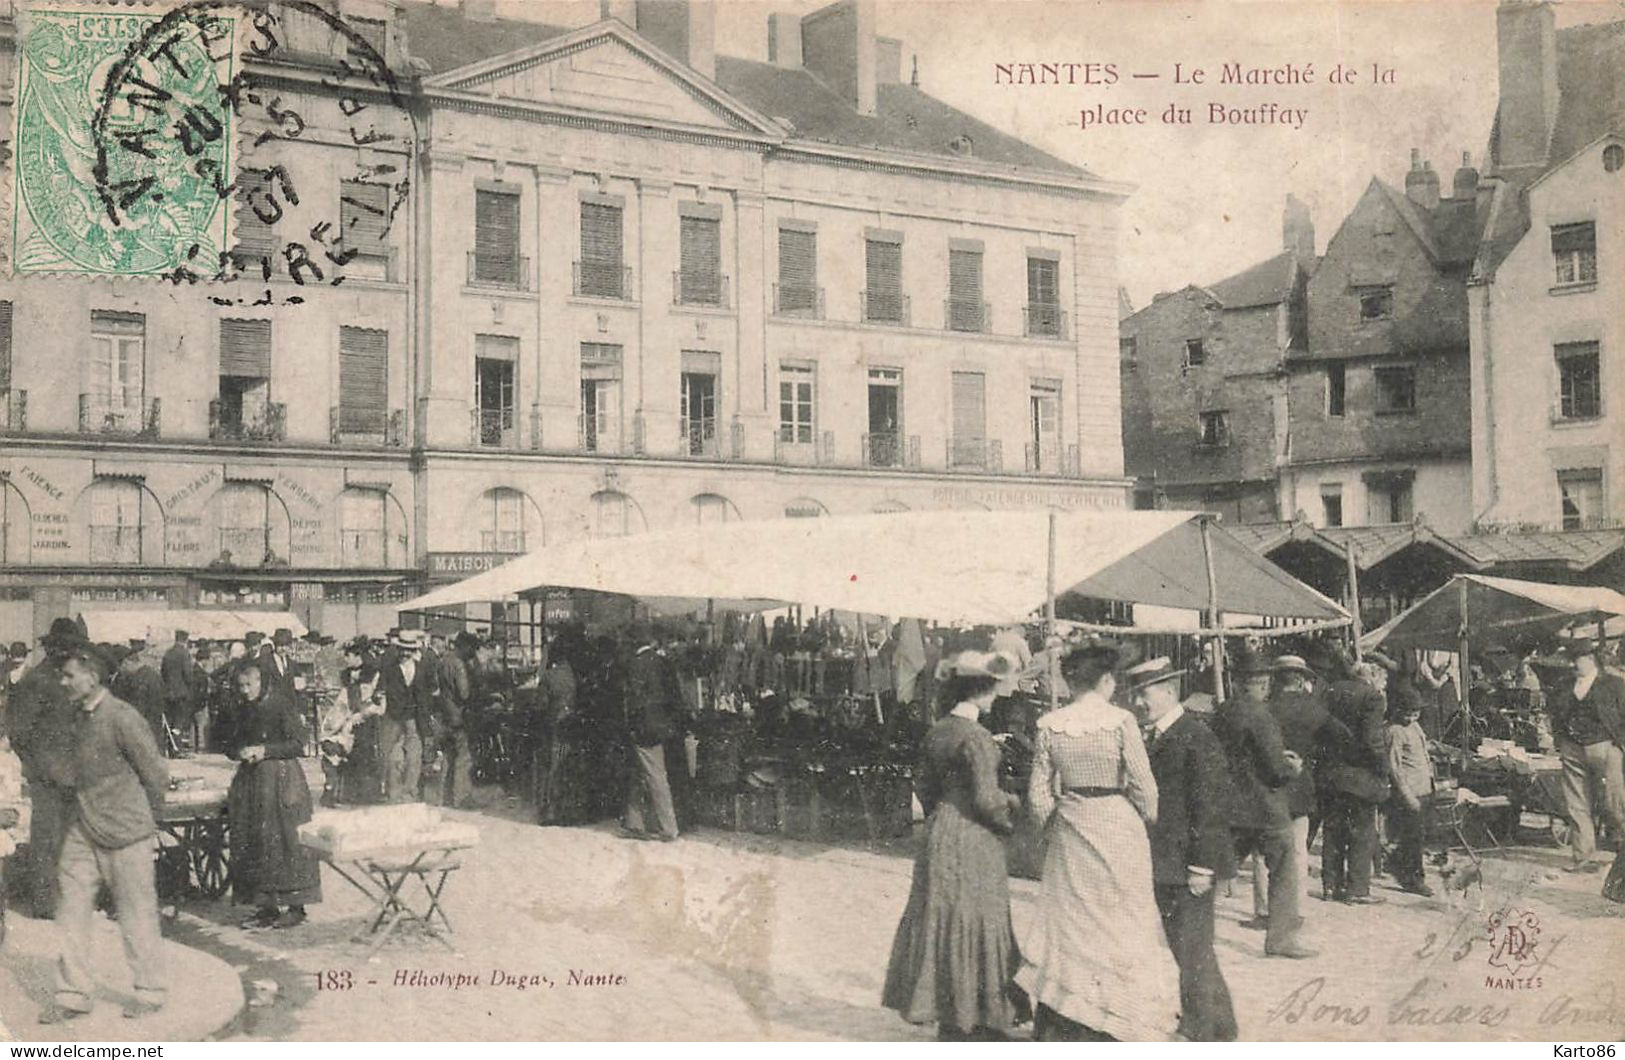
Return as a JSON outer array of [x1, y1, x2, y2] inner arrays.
[[218, 529, 271, 566], [945, 299, 991, 333], [574, 260, 632, 300], [579, 411, 615, 453], [861, 290, 910, 326], [329, 406, 407, 446], [471, 407, 520, 449], [0, 389, 26, 432], [774, 427, 833, 465], [1025, 442, 1081, 476], [772, 283, 824, 318], [861, 432, 921, 469], [680, 416, 720, 458], [88, 526, 142, 564], [209, 400, 287, 442], [1023, 303, 1069, 339], [673, 270, 729, 308], [79, 395, 160, 436], [480, 530, 526, 554], [949, 437, 1003, 471], [467, 251, 530, 290]]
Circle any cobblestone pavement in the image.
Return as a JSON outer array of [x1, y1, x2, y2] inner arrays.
[[165, 795, 1625, 1042]]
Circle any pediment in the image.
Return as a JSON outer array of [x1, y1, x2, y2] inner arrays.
[[425, 23, 778, 137]]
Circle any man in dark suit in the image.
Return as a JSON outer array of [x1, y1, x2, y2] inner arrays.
[[112, 646, 168, 750], [1549, 638, 1625, 873], [1318, 648, 1391, 904], [259, 628, 299, 700], [1128, 657, 1237, 1041], [1211, 649, 1314, 958], [620, 621, 681, 841], [378, 630, 438, 802], [6, 618, 87, 917], [160, 630, 200, 749]]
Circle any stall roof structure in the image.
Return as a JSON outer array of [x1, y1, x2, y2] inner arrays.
[[78, 610, 309, 644], [398, 510, 1348, 628], [1362, 574, 1625, 653]]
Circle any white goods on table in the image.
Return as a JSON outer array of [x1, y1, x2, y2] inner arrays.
[[298, 803, 481, 860]]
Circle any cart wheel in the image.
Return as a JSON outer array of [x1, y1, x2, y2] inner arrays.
[[193, 821, 231, 899], [1550, 816, 1572, 848]]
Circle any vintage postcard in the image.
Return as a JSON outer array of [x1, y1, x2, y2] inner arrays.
[[0, 0, 1622, 1045]]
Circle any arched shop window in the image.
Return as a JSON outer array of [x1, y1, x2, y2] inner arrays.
[[213, 483, 288, 568], [590, 489, 645, 538], [690, 493, 739, 526], [784, 497, 828, 519], [339, 489, 387, 567], [872, 499, 910, 514], [478, 487, 539, 554], [86, 479, 144, 564], [1, 479, 30, 565]]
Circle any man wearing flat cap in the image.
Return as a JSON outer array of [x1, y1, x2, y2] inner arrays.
[[1547, 639, 1625, 873], [1211, 648, 1313, 958], [5, 617, 88, 917], [1128, 657, 1237, 1041]]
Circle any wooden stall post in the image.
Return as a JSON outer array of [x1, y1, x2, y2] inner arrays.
[[1046, 511, 1059, 713], [1458, 577, 1472, 757], [1199, 516, 1226, 704], [1345, 540, 1364, 661]]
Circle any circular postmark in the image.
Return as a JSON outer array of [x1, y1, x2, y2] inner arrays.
[[57, 0, 418, 295]]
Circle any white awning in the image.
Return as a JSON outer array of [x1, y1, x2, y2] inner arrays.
[[398, 510, 1348, 628], [78, 609, 308, 644]]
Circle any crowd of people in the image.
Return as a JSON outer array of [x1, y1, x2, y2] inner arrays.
[[879, 631, 1625, 1042]]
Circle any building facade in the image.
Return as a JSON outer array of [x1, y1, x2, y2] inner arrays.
[[1469, 2, 1625, 532], [1279, 158, 1485, 535], [0, 0, 1132, 643], [1120, 196, 1312, 524]]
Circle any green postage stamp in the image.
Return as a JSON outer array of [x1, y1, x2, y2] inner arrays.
[[10, 3, 236, 276]]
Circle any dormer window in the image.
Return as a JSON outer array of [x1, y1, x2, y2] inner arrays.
[[1358, 285, 1393, 321], [948, 134, 974, 156]]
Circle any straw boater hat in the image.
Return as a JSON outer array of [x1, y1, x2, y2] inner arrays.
[[1272, 654, 1317, 679], [1125, 656, 1185, 693], [392, 629, 427, 650], [937, 650, 1016, 682]]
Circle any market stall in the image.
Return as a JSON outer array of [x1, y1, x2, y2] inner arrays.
[[395, 511, 1350, 845]]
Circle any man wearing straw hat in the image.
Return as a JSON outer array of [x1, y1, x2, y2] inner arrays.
[[1128, 656, 1237, 1041]]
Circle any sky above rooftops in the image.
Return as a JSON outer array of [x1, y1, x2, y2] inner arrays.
[[461, 0, 1623, 307]]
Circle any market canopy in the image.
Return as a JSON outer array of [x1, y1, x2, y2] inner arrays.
[[78, 609, 308, 644], [1361, 574, 1625, 652], [398, 510, 1349, 628]]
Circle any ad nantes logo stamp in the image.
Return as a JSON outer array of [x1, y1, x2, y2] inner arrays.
[[1485, 908, 1541, 981], [12, 5, 234, 276]]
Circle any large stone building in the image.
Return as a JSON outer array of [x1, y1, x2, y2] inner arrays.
[[0, 0, 1132, 643], [1119, 196, 1313, 523], [1469, 1, 1625, 532]]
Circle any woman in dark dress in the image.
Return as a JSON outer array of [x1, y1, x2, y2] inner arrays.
[[228, 665, 323, 929], [882, 651, 1025, 1040]]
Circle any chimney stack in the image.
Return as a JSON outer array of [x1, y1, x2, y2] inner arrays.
[[875, 36, 902, 85], [633, 0, 715, 81], [767, 12, 802, 67], [600, 0, 636, 25], [1405, 149, 1441, 209], [801, 0, 877, 117], [1453, 151, 1480, 200], [1494, 1, 1559, 169], [461, 0, 496, 22], [1282, 194, 1315, 260]]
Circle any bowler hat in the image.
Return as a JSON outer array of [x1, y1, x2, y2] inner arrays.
[[244, 631, 265, 646], [271, 627, 295, 647], [7, 641, 27, 660], [1231, 647, 1274, 676], [41, 617, 87, 650]]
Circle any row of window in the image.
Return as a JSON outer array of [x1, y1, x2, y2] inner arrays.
[[1314, 468, 1606, 531]]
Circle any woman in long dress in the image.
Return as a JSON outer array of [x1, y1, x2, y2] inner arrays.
[[884, 650, 1020, 1040], [1015, 643, 1181, 1041], [227, 664, 323, 929], [882, 651, 1027, 1040]]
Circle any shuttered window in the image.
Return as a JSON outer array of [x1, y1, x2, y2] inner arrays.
[[579, 202, 624, 297], [1027, 256, 1059, 305], [0, 301, 12, 392], [219, 319, 271, 378], [340, 180, 391, 258], [951, 371, 986, 467], [679, 216, 722, 304], [234, 170, 276, 257], [474, 188, 520, 284], [338, 326, 388, 434], [777, 228, 817, 313], [948, 249, 983, 331], [865, 239, 903, 321]]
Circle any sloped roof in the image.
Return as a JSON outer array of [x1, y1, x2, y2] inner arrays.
[[1207, 250, 1298, 309], [1319, 524, 1481, 570], [1480, 18, 1625, 275], [393, 2, 1089, 179], [1453, 529, 1625, 572], [1373, 180, 1486, 268]]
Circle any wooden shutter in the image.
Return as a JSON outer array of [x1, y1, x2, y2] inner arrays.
[[234, 171, 275, 255], [580, 203, 622, 265], [778, 229, 816, 309], [1550, 223, 1595, 254], [475, 189, 520, 273], [680, 216, 722, 301], [952, 371, 986, 444], [339, 326, 388, 433], [865, 239, 902, 318], [1027, 257, 1058, 304], [0, 301, 11, 391], [949, 250, 982, 302], [220, 319, 271, 377], [340, 181, 390, 256]]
